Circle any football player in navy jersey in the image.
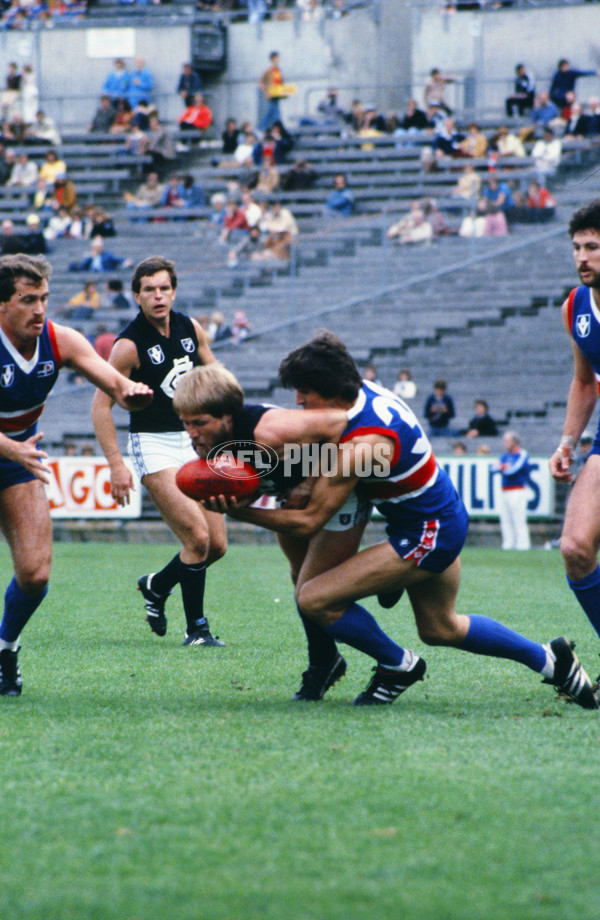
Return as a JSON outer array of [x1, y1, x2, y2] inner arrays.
[[92, 256, 227, 647], [0, 254, 153, 696], [550, 200, 600, 661], [176, 337, 598, 709]]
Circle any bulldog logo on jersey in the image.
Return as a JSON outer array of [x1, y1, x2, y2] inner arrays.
[[577, 314, 591, 338], [0, 364, 14, 388], [181, 338, 195, 353], [37, 361, 55, 378], [148, 345, 165, 365]]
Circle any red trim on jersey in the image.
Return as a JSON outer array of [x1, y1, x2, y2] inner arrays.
[[404, 519, 440, 565], [566, 287, 577, 336], [361, 451, 438, 500], [0, 405, 44, 433], [46, 320, 63, 367], [340, 425, 401, 467]]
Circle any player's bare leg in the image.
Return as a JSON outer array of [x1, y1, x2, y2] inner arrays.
[[0, 480, 52, 695], [140, 468, 227, 645]]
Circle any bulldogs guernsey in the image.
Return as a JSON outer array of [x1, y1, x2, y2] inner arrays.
[[341, 380, 468, 568], [117, 310, 199, 433], [0, 319, 61, 440], [567, 285, 600, 391]]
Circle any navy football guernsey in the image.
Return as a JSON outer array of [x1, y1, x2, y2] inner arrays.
[[568, 285, 600, 392]]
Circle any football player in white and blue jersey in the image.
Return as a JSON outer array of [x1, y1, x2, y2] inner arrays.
[[551, 200, 600, 668], [0, 254, 152, 696], [187, 334, 598, 709]]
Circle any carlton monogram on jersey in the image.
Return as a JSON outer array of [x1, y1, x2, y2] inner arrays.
[[118, 311, 200, 433]]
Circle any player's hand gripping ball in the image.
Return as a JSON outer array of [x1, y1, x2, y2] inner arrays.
[[176, 457, 261, 501]]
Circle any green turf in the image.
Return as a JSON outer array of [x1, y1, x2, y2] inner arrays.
[[0, 543, 599, 920]]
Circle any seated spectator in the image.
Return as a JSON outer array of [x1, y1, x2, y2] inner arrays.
[[280, 158, 318, 191], [494, 124, 526, 159], [261, 198, 298, 239], [253, 154, 280, 195], [38, 148, 67, 187], [207, 311, 233, 343], [466, 399, 499, 438], [89, 96, 116, 133], [364, 364, 382, 386], [564, 102, 591, 139], [387, 200, 426, 240], [87, 206, 116, 238], [520, 91, 560, 141], [457, 122, 488, 158], [123, 171, 164, 211], [479, 200, 509, 237], [270, 120, 294, 164], [316, 87, 347, 125], [0, 144, 12, 185], [50, 176, 77, 213], [219, 198, 249, 244], [505, 64, 535, 118], [228, 225, 263, 266], [64, 280, 103, 319], [109, 99, 134, 135], [123, 123, 149, 157], [106, 277, 132, 310], [452, 441, 467, 456], [146, 115, 176, 174], [32, 176, 51, 212], [102, 58, 130, 107], [19, 213, 48, 255], [432, 116, 465, 159], [44, 206, 72, 241], [240, 188, 261, 228], [209, 191, 227, 227], [510, 180, 556, 224], [233, 309, 251, 342], [177, 63, 202, 108], [218, 130, 257, 169], [325, 173, 355, 217], [7, 151, 37, 189], [161, 174, 185, 207], [423, 378, 456, 437], [451, 163, 481, 201], [526, 180, 556, 209], [0, 218, 24, 254], [127, 57, 154, 111], [68, 207, 84, 239], [394, 97, 432, 143], [178, 174, 205, 208], [531, 127, 562, 185], [587, 97, 600, 136], [481, 176, 514, 213], [393, 368, 417, 401], [68, 236, 132, 272], [27, 109, 61, 146], [423, 198, 455, 238], [178, 93, 213, 132], [221, 117, 240, 155]]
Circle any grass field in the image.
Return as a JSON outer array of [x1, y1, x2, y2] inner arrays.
[[1, 541, 599, 920]]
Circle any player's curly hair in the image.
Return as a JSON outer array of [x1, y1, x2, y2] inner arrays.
[[278, 330, 362, 402], [0, 254, 51, 303], [569, 200, 600, 237], [173, 363, 244, 418], [130, 256, 177, 294]]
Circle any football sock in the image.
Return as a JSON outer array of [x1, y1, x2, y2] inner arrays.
[[460, 614, 546, 673], [178, 558, 207, 632], [323, 602, 406, 668], [567, 566, 600, 639], [0, 577, 48, 646], [150, 554, 181, 597], [297, 605, 339, 667]]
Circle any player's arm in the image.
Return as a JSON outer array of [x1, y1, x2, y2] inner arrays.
[[550, 299, 598, 481], [191, 318, 216, 366], [90, 337, 140, 506], [254, 407, 348, 453]]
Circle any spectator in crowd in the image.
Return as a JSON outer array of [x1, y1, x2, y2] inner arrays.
[[511, 179, 556, 224], [477, 200, 509, 237], [127, 57, 154, 110], [178, 174, 205, 208], [102, 58, 130, 106], [64, 279, 103, 319], [394, 97, 432, 144], [146, 115, 176, 174], [221, 118, 240, 155], [549, 58, 599, 111], [218, 129, 257, 170], [209, 191, 227, 227], [451, 163, 481, 201], [38, 149, 67, 188], [123, 171, 164, 213], [281, 157, 319, 191], [258, 50, 287, 131], [423, 68, 456, 114], [105, 277, 132, 311], [363, 364, 382, 386], [526, 179, 555, 209], [240, 188, 261, 228], [253, 154, 280, 194], [494, 124, 526, 159], [431, 116, 465, 159], [232, 309, 251, 343], [177, 63, 202, 108], [19, 64, 38, 126], [492, 431, 531, 551], [49, 176, 78, 214], [531, 127, 562, 185], [0, 145, 12, 185], [89, 95, 116, 133], [387, 199, 428, 241], [123, 122, 149, 157], [20, 213, 48, 255], [67, 207, 84, 239], [423, 378, 456, 437], [0, 218, 19, 253], [0, 61, 20, 121], [393, 368, 417, 401], [7, 151, 37, 190], [44, 206, 73, 241], [481, 176, 515, 213], [178, 93, 213, 133], [68, 236, 132, 272], [457, 122, 488, 158], [207, 310, 233, 343], [219, 198, 249, 245], [316, 87, 347, 126], [325, 173, 355, 217], [452, 441, 467, 456], [423, 198, 455, 238], [109, 99, 134, 136], [505, 63, 535, 118], [522, 91, 560, 141], [270, 120, 294, 164], [228, 225, 264, 266], [563, 101, 592, 139], [466, 399, 499, 438], [85, 206, 116, 238], [27, 109, 61, 146]]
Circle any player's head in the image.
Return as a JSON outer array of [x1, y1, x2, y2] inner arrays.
[[569, 201, 600, 238], [174, 363, 244, 419], [278, 331, 362, 405], [569, 201, 600, 288], [0, 254, 51, 304], [131, 256, 177, 295]]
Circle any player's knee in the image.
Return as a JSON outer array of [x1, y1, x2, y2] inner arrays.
[[18, 565, 50, 597], [560, 531, 596, 577], [207, 536, 227, 565], [416, 620, 459, 646], [296, 583, 324, 619]]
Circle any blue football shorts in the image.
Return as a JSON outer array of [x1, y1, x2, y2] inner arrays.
[[385, 499, 469, 574]]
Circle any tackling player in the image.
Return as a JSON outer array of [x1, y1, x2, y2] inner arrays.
[[193, 333, 597, 709], [0, 254, 153, 696], [91, 256, 226, 647], [550, 200, 600, 655]]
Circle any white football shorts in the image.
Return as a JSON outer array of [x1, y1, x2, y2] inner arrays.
[[128, 431, 197, 479]]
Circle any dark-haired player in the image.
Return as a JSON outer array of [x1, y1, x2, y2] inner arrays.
[[91, 256, 226, 647], [203, 332, 597, 709], [550, 200, 600, 656], [0, 254, 153, 696]]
